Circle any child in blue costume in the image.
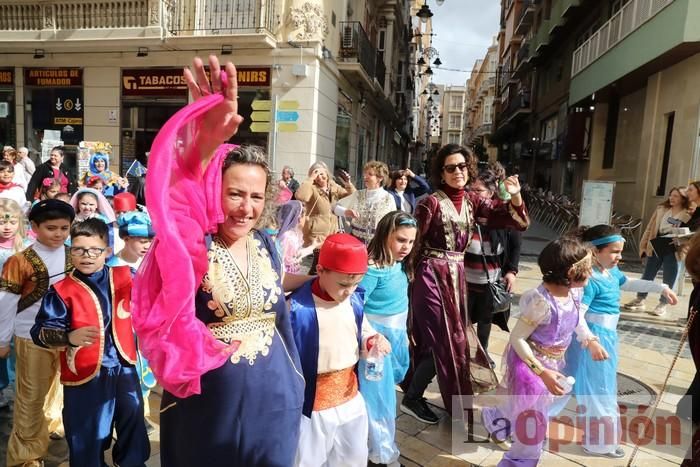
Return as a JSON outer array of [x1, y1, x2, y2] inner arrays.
[[358, 211, 418, 467], [566, 224, 678, 458], [289, 233, 391, 467], [31, 218, 150, 466], [108, 210, 158, 430]]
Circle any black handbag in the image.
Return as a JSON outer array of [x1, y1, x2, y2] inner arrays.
[[476, 225, 512, 313]]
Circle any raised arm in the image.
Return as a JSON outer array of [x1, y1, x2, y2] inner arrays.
[[183, 55, 244, 170]]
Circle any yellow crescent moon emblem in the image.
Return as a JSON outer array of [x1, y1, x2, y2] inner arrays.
[[66, 346, 80, 375], [116, 299, 131, 320]]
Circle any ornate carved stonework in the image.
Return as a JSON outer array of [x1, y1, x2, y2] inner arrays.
[[288, 2, 328, 41]]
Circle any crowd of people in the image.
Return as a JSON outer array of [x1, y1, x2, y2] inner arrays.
[[0, 54, 700, 467]]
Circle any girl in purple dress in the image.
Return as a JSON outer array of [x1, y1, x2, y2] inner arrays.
[[482, 237, 604, 466]]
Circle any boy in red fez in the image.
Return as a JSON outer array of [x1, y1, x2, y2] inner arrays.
[[112, 192, 137, 217], [289, 233, 391, 466]]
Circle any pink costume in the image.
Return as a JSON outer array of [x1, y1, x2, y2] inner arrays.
[[131, 87, 236, 398]]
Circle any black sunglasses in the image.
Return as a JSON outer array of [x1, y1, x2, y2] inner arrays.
[[442, 163, 468, 174]]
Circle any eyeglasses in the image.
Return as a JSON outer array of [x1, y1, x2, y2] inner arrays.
[[69, 247, 107, 258], [442, 163, 468, 174]]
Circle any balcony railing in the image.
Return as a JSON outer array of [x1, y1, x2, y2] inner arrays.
[[572, 0, 674, 76], [375, 51, 386, 89], [515, 0, 535, 35], [497, 92, 530, 126], [516, 41, 530, 68], [169, 0, 276, 35], [339, 21, 376, 80], [0, 0, 149, 30], [0, 0, 277, 36]]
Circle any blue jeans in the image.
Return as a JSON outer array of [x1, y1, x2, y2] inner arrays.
[[637, 253, 679, 304]]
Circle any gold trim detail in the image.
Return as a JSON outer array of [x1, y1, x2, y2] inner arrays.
[[202, 235, 281, 365], [62, 274, 105, 386]]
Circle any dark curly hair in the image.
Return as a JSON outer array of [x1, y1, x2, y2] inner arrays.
[[571, 224, 621, 250], [538, 237, 592, 286], [429, 144, 478, 188]]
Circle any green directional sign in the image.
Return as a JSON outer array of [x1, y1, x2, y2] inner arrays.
[[251, 99, 272, 111], [250, 122, 271, 133], [251, 111, 271, 122], [278, 100, 299, 110]]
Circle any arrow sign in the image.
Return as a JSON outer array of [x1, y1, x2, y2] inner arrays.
[[276, 111, 299, 122], [75, 98, 82, 111], [278, 100, 299, 110], [278, 123, 298, 132], [251, 99, 272, 111], [55, 98, 62, 111], [251, 111, 271, 122], [250, 122, 271, 133]]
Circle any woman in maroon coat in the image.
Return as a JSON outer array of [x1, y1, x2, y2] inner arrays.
[[400, 144, 529, 424]]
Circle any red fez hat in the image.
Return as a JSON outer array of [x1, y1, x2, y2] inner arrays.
[[318, 233, 368, 274], [113, 192, 137, 212]]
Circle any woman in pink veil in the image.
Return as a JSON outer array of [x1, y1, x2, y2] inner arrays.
[[132, 56, 305, 466]]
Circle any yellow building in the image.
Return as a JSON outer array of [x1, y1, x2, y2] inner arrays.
[[0, 0, 414, 182], [464, 37, 498, 162]]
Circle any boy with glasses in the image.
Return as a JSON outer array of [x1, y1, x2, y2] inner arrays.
[[0, 199, 73, 466], [31, 218, 150, 466]]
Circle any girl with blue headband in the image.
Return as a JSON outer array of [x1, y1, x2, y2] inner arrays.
[[358, 210, 418, 466], [566, 224, 678, 459]]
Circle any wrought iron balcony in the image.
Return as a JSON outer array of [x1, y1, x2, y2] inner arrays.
[[515, 0, 536, 36], [375, 51, 386, 90], [338, 21, 378, 89], [168, 0, 276, 35]]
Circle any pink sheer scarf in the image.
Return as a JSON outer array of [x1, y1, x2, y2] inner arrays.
[[132, 85, 239, 397]]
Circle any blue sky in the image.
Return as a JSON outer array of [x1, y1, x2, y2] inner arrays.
[[428, 0, 501, 86]]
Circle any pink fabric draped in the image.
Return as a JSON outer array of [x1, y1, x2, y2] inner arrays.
[[132, 86, 239, 397]]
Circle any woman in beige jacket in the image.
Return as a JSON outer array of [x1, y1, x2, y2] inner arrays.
[[295, 162, 355, 271], [624, 187, 691, 316]]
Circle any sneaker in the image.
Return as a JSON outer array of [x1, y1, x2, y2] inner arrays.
[[400, 397, 439, 424], [582, 446, 625, 458], [623, 298, 645, 311], [650, 303, 667, 317]]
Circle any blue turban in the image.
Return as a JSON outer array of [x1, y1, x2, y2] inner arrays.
[[117, 211, 155, 238]]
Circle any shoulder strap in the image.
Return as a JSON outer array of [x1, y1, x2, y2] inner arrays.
[[475, 224, 495, 284]]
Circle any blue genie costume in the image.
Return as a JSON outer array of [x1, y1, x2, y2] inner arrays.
[[81, 152, 126, 197]]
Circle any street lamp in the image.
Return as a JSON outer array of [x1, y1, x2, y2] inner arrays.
[[433, 57, 442, 67], [424, 67, 434, 76], [436, 0, 445, 5], [417, 57, 426, 66], [416, 2, 433, 23]]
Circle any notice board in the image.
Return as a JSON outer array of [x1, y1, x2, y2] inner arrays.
[[579, 180, 615, 227]]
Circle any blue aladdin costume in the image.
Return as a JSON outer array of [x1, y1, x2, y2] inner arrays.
[[289, 280, 363, 417], [159, 231, 304, 467], [357, 262, 410, 465], [31, 266, 150, 467]]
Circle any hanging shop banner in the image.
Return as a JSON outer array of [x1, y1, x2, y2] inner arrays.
[[122, 68, 188, 97], [25, 68, 82, 87], [0, 69, 13, 86]]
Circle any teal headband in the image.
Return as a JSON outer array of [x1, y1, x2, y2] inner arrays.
[[590, 234, 624, 246], [398, 218, 417, 227]]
